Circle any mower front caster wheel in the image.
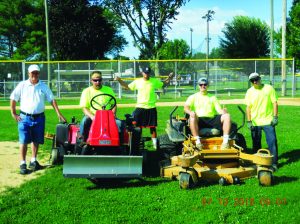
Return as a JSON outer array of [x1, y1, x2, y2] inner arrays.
[[219, 177, 227, 186], [233, 176, 241, 185], [179, 172, 195, 189], [258, 171, 273, 186]]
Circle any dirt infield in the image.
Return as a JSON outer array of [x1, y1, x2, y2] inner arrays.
[[0, 141, 49, 194]]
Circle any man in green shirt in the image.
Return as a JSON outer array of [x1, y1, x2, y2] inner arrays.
[[245, 72, 278, 170], [80, 71, 117, 141], [184, 77, 231, 150], [115, 67, 173, 149]]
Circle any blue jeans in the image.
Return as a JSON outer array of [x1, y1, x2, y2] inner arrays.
[[251, 125, 278, 165]]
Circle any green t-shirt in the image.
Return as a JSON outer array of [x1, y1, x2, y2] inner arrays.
[[245, 84, 278, 126], [128, 77, 163, 109], [80, 85, 116, 115], [185, 92, 221, 118]]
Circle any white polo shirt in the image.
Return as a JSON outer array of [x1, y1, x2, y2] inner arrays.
[[10, 79, 54, 114]]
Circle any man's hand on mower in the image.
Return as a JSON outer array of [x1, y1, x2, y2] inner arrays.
[[247, 121, 255, 131], [271, 116, 278, 126]]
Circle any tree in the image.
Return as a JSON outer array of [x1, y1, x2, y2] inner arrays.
[[49, 0, 127, 60], [286, 0, 300, 66], [158, 39, 190, 60], [220, 16, 270, 58], [98, 0, 189, 59], [0, 0, 45, 60]]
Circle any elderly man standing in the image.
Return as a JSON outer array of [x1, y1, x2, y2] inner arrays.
[[184, 77, 231, 150], [245, 72, 278, 170], [10, 64, 67, 175]]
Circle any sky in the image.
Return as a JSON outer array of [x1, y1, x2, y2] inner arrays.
[[120, 0, 293, 59]]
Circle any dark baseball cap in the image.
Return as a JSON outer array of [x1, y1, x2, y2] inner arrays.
[[142, 67, 151, 75]]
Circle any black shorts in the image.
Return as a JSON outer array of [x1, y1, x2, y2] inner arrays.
[[132, 107, 157, 127], [198, 115, 222, 130]]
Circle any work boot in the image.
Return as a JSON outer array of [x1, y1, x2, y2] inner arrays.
[[20, 164, 28, 175], [221, 143, 230, 150], [29, 161, 42, 171], [196, 143, 203, 150]]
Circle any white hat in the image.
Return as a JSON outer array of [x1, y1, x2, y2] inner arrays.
[[28, 64, 40, 73], [249, 72, 260, 80], [198, 77, 208, 85]]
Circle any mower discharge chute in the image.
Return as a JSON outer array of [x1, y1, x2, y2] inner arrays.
[[51, 94, 144, 180], [159, 106, 274, 189]]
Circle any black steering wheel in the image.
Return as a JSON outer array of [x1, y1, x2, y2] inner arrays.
[[90, 93, 117, 111]]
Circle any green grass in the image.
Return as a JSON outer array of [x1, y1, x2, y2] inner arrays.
[[0, 105, 300, 223]]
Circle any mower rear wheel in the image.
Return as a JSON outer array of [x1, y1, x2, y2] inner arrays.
[[258, 171, 273, 186], [179, 172, 195, 189], [50, 148, 59, 165]]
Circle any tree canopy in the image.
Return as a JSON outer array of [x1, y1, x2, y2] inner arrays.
[[0, 0, 45, 59], [99, 0, 189, 59], [286, 0, 300, 66], [49, 0, 127, 60], [158, 39, 190, 60], [219, 16, 270, 58]]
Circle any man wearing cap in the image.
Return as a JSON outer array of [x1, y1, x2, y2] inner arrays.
[[80, 71, 117, 141], [10, 64, 67, 175], [184, 77, 231, 150], [114, 67, 173, 149], [245, 72, 278, 170]]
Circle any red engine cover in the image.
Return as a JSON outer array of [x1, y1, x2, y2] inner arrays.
[[87, 110, 120, 146]]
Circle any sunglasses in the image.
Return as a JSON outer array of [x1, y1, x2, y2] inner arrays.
[[31, 71, 39, 75], [199, 83, 207, 86], [92, 78, 102, 82], [250, 77, 260, 83]]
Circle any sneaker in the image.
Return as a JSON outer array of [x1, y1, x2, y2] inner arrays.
[[29, 161, 42, 171], [221, 143, 230, 150], [196, 143, 203, 150], [20, 164, 28, 175]]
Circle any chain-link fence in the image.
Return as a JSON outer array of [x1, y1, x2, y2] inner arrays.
[[0, 59, 297, 101]]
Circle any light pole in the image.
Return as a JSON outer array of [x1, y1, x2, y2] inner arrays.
[[190, 28, 193, 58], [44, 0, 51, 86], [202, 10, 215, 77]]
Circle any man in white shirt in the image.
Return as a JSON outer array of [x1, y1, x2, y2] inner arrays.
[[10, 64, 66, 175]]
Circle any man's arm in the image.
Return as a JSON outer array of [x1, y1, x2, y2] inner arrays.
[[246, 105, 252, 121], [162, 72, 174, 87], [273, 101, 278, 116], [51, 99, 67, 122], [114, 77, 130, 90], [10, 100, 21, 122]]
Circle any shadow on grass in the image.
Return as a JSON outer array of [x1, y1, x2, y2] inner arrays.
[[273, 175, 298, 185], [86, 177, 170, 190], [278, 149, 300, 168]]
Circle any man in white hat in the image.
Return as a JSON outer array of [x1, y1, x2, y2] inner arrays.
[[245, 72, 278, 170], [10, 64, 67, 175], [184, 77, 231, 150]]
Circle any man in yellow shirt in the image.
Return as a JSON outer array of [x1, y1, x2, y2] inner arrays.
[[80, 71, 117, 141], [115, 67, 173, 149], [245, 72, 278, 170], [184, 77, 231, 150]]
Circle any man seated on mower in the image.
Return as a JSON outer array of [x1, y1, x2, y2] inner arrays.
[[184, 77, 231, 150], [80, 71, 121, 142]]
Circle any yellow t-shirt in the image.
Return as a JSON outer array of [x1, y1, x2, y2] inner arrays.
[[128, 78, 163, 109], [245, 84, 277, 126], [80, 86, 116, 115], [185, 92, 221, 117]]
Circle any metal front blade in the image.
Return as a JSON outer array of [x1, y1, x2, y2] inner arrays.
[[63, 155, 143, 178]]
